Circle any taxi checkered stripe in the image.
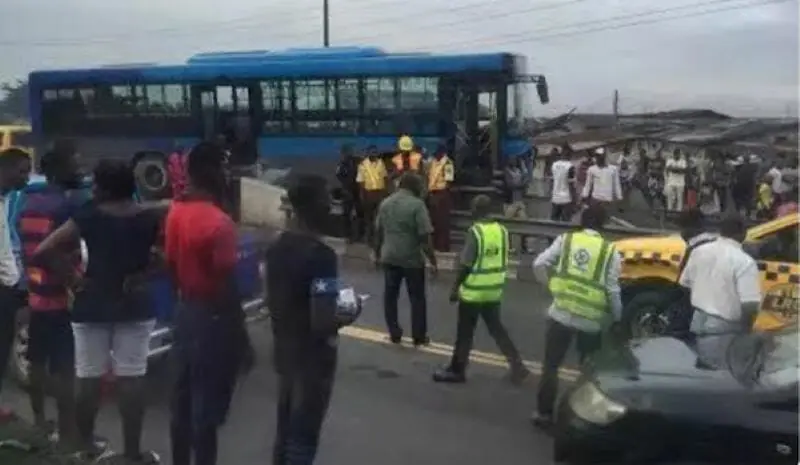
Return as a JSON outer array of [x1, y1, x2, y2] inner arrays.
[[757, 262, 800, 284], [619, 250, 682, 267]]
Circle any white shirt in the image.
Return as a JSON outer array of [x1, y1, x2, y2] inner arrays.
[[532, 229, 623, 333], [0, 195, 20, 287], [550, 159, 575, 205], [769, 167, 784, 194], [679, 237, 761, 322], [581, 165, 621, 202], [665, 157, 687, 186]]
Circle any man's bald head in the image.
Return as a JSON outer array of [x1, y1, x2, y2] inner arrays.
[[471, 194, 493, 219]]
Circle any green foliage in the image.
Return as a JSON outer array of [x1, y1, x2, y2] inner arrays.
[[0, 79, 29, 123]]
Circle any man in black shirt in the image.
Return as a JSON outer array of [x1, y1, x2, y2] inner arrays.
[[335, 144, 362, 242], [266, 174, 340, 465]]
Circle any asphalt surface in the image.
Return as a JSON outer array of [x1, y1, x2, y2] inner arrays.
[[1, 262, 568, 465]]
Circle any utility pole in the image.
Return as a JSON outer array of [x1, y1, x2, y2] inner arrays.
[[323, 0, 330, 47], [612, 89, 619, 128]]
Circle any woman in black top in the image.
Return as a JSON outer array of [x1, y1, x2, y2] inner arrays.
[[34, 160, 161, 463]]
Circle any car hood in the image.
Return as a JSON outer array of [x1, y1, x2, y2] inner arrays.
[[590, 337, 745, 398]]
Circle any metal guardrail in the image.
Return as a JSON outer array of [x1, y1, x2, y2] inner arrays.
[[450, 210, 672, 242], [280, 196, 674, 244]]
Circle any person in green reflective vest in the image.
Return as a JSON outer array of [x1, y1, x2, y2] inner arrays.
[[530, 203, 623, 428], [432, 194, 529, 385]]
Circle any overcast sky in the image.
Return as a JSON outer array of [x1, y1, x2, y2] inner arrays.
[[1, 0, 797, 117]]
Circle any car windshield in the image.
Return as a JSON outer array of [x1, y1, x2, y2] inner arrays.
[[727, 326, 799, 389]]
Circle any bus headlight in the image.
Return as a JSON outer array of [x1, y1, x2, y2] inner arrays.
[[568, 382, 627, 425]]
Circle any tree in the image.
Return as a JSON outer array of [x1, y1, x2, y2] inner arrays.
[[0, 80, 29, 122]]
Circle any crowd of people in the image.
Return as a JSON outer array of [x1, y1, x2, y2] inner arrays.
[[0, 141, 264, 465], [542, 142, 799, 222]]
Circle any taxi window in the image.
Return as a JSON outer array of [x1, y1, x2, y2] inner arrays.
[[9, 129, 33, 147], [755, 224, 799, 263]]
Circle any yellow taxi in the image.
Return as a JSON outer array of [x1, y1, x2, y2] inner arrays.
[[0, 124, 34, 156], [615, 213, 799, 335]]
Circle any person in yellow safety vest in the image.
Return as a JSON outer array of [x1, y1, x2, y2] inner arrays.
[[427, 144, 455, 252], [530, 203, 623, 428], [432, 194, 530, 385], [391, 135, 423, 180], [356, 145, 388, 243]]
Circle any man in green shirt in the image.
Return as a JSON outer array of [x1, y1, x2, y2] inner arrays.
[[374, 173, 438, 347]]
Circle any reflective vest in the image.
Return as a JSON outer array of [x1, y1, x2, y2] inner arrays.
[[392, 152, 422, 173], [548, 231, 614, 321], [459, 222, 508, 303], [358, 158, 387, 191], [427, 156, 454, 192]]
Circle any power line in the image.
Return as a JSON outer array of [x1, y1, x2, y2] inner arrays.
[[0, 0, 589, 48], [434, 0, 791, 51]]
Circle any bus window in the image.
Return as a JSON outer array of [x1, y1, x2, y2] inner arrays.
[[163, 84, 189, 115], [397, 77, 438, 111], [336, 79, 359, 111], [261, 80, 291, 133], [216, 86, 235, 112]]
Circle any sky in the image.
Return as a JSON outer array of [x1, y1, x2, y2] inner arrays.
[[0, 0, 797, 117]]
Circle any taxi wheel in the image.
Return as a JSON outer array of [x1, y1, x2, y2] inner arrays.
[[624, 291, 672, 339]]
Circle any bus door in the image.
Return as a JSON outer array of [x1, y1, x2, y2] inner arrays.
[[192, 83, 257, 143]]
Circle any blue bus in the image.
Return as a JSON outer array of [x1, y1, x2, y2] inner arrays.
[[28, 46, 548, 198]]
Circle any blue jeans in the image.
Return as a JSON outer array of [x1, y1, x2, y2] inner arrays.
[[170, 300, 239, 465], [690, 308, 745, 369]]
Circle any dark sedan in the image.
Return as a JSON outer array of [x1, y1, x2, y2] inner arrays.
[[553, 327, 799, 464]]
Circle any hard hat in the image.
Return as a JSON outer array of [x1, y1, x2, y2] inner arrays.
[[398, 135, 414, 152], [594, 147, 606, 155]]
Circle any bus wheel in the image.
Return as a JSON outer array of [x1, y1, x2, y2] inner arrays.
[[133, 152, 170, 201], [11, 307, 31, 389]]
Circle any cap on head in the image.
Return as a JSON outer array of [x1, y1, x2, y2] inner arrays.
[[398, 135, 414, 152]]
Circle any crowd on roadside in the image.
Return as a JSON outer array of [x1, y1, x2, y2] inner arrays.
[[540, 142, 799, 223]]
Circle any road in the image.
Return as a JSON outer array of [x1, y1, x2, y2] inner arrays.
[[2, 262, 575, 465]]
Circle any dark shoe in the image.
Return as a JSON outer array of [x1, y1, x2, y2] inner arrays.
[[530, 411, 554, 429], [432, 368, 466, 383], [413, 336, 430, 348], [508, 365, 531, 386], [388, 332, 403, 344]]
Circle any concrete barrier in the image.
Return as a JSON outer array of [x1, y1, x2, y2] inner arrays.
[[239, 176, 286, 230]]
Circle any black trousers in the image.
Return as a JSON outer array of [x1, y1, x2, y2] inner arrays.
[[340, 192, 363, 242], [272, 363, 336, 465], [0, 285, 23, 394], [448, 301, 523, 374], [537, 319, 602, 416], [383, 266, 427, 342], [170, 302, 238, 465], [550, 203, 572, 222]]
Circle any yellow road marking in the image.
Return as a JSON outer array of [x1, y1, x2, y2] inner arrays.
[[342, 325, 579, 382]]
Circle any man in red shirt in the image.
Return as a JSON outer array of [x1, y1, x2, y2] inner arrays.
[[164, 142, 252, 465]]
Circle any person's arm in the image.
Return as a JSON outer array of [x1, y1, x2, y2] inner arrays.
[[581, 167, 593, 199], [450, 228, 478, 301], [735, 259, 762, 331], [373, 204, 383, 262], [605, 249, 623, 323], [209, 219, 238, 291], [532, 234, 564, 284], [567, 165, 577, 203], [415, 200, 437, 271], [32, 219, 81, 258], [309, 245, 340, 336]]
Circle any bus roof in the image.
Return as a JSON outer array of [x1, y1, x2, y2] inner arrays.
[[29, 47, 514, 87]]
